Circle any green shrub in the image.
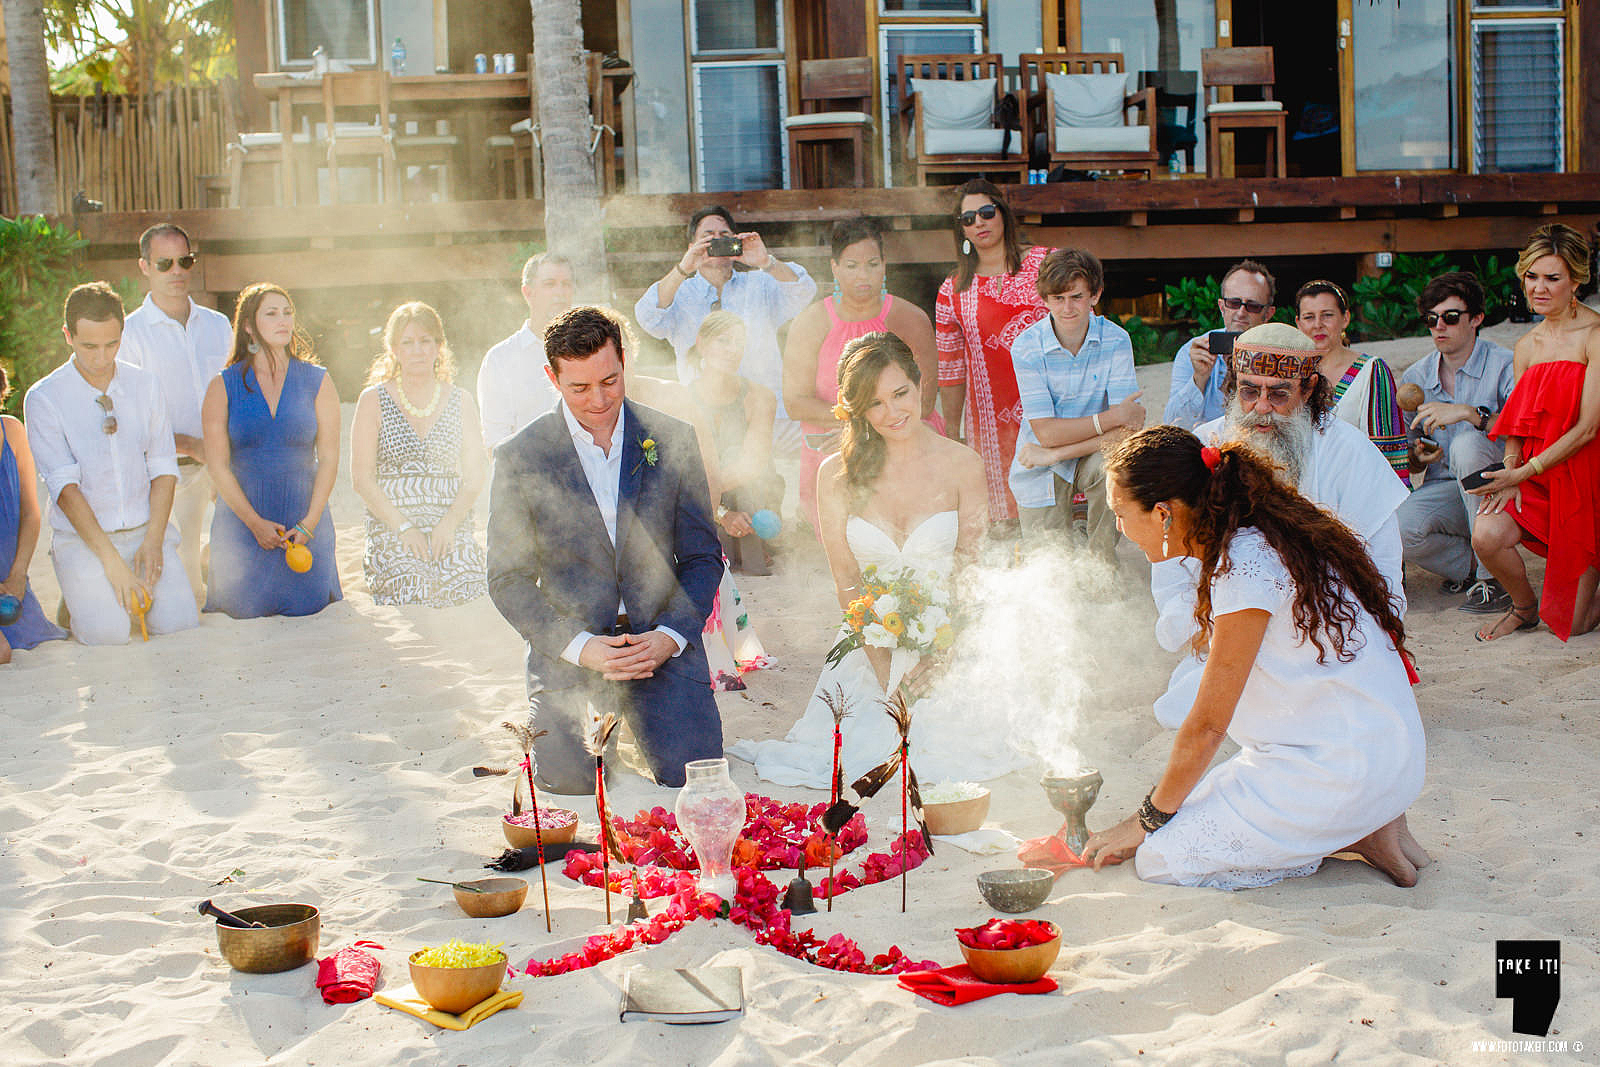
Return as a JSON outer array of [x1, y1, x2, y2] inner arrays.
[[1164, 275, 1223, 334], [1106, 312, 1190, 366], [1350, 251, 1521, 342], [0, 217, 93, 416]]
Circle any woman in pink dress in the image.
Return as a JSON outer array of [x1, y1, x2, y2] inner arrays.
[[783, 217, 937, 533], [934, 180, 1053, 523]]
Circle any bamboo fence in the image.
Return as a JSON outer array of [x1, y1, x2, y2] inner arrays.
[[1, 85, 233, 216]]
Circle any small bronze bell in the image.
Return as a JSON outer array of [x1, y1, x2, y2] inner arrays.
[[626, 873, 648, 923], [781, 862, 817, 915]]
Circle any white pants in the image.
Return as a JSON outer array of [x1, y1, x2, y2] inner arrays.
[[51, 522, 199, 645], [170, 463, 214, 605]]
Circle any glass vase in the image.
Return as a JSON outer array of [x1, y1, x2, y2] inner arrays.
[[674, 758, 745, 901]]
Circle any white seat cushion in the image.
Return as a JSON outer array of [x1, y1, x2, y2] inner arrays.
[[910, 77, 996, 131], [330, 122, 387, 137], [485, 135, 517, 149], [396, 135, 459, 147], [239, 131, 310, 147], [923, 128, 1008, 156], [783, 111, 872, 129], [1054, 125, 1151, 153], [1207, 100, 1284, 114], [1044, 72, 1128, 128]]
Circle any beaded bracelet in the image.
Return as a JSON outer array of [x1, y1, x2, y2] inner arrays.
[[1138, 790, 1175, 834], [294, 521, 314, 541]]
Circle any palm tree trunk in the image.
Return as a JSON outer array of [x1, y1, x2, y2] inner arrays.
[[3, 0, 61, 215], [530, 0, 611, 301]]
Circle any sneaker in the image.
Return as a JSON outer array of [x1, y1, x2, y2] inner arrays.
[[1459, 579, 1513, 614], [1440, 576, 1473, 595]]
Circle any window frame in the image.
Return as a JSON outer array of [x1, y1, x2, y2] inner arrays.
[[275, 0, 379, 69], [687, 0, 786, 58], [876, 22, 986, 186], [691, 59, 792, 191], [1468, 16, 1565, 173]]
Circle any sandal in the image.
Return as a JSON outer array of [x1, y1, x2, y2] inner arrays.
[[1474, 603, 1539, 642]]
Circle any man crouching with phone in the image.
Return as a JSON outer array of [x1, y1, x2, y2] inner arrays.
[[1162, 259, 1277, 429]]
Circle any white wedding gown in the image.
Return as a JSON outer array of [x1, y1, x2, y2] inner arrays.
[[728, 511, 1028, 788]]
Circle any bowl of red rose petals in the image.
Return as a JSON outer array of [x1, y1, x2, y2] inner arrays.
[[502, 807, 578, 849], [955, 919, 1061, 984]]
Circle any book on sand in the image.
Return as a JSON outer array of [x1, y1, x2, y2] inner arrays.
[[619, 966, 744, 1024]]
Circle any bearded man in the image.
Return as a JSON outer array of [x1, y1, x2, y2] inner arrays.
[[1195, 322, 1408, 610]]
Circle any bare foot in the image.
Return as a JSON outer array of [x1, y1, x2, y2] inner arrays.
[[1393, 813, 1431, 869], [1338, 815, 1421, 887]]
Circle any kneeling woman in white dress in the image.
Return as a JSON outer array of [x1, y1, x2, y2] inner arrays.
[[1081, 425, 1429, 890]]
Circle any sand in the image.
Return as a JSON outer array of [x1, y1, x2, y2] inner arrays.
[[2, 323, 1595, 1066]]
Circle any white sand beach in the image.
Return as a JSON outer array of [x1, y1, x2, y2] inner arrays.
[[2, 323, 1595, 1065]]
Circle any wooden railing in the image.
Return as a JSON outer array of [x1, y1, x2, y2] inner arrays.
[[1, 86, 234, 216]]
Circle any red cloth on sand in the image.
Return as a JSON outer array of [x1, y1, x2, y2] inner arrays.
[[898, 964, 1058, 1006], [316, 941, 383, 1004], [1490, 359, 1600, 641], [1017, 833, 1087, 877]]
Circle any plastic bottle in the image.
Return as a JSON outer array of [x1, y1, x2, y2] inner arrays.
[[391, 37, 407, 76]]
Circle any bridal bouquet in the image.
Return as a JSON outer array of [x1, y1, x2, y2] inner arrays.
[[825, 564, 955, 671]]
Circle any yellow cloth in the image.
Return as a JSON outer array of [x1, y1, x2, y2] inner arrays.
[[375, 984, 524, 1030]]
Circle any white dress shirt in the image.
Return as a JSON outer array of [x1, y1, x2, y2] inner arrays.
[[24, 358, 180, 535], [118, 295, 234, 440], [478, 323, 561, 447], [556, 401, 686, 664]]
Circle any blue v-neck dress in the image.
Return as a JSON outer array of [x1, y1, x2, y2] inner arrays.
[[205, 359, 341, 618], [0, 429, 67, 650]]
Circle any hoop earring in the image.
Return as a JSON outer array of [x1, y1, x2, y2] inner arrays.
[[962, 239, 972, 256]]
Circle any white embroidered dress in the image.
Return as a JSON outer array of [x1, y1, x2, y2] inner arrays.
[[1138, 529, 1425, 890]]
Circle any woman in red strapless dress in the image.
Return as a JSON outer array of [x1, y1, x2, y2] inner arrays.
[[1470, 223, 1600, 642]]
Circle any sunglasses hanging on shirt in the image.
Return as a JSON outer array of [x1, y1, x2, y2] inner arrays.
[[95, 393, 118, 435]]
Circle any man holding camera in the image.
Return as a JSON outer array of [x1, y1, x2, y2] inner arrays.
[[634, 205, 815, 443], [1163, 260, 1277, 429], [1397, 271, 1514, 613]]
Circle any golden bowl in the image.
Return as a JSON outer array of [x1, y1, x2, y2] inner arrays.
[[958, 921, 1061, 984], [215, 903, 320, 973], [502, 809, 578, 850], [409, 950, 507, 1015], [923, 790, 991, 836], [452, 877, 528, 918]]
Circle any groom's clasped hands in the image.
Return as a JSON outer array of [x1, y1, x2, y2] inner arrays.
[[579, 631, 677, 681]]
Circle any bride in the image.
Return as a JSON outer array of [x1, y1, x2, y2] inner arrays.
[[730, 332, 1026, 787]]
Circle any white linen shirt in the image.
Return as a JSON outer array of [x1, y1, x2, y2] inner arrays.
[[117, 295, 234, 440], [555, 401, 686, 664], [24, 358, 180, 535], [478, 323, 560, 447]]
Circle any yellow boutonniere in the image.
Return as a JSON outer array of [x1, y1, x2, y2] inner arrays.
[[641, 438, 658, 466], [832, 401, 851, 421]]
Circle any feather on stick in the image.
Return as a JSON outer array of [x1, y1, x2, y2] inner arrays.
[[503, 715, 553, 931], [818, 685, 849, 910], [584, 708, 624, 922]]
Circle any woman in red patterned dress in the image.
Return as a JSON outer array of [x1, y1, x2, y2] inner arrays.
[[1469, 223, 1600, 642], [934, 180, 1053, 524]]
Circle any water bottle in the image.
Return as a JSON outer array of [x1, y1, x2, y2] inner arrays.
[[1168, 152, 1183, 175], [391, 37, 407, 76]]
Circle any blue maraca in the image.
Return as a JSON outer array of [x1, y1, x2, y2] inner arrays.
[[750, 508, 782, 541], [0, 593, 21, 627]]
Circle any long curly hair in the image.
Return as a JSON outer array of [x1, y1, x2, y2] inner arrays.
[[366, 301, 456, 386], [1106, 425, 1407, 664], [226, 283, 318, 382], [949, 179, 1027, 293], [835, 331, 921, 509]]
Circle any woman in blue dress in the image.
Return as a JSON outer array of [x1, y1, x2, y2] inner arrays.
[[201, 283, 342, 618], [1, 365, 68, 662]]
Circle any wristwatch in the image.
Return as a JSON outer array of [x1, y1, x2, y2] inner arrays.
[[1475, 405, 1493, 430]]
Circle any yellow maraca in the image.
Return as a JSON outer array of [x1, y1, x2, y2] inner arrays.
[[284, 541, 314, 573]]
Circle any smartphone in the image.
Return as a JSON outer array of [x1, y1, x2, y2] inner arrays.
[[1459, 462, 1505, 491], [1208, 330, 1239, 356], [1416, 435, 1438, 450], [708, 236, 744, 258]]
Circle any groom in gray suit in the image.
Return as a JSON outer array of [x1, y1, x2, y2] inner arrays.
[[487, 306, 725, 792]]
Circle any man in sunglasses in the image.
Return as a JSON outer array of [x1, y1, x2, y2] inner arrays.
[[118, 223, 233, 607], [22, 282, 199, 645], [1396, 271, 1515, 614], [1163, 259, 1277, 429], [1195, 322, 1409, 609]]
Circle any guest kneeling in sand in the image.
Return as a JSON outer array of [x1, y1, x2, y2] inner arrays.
[[1081, 426, 1429, 889]]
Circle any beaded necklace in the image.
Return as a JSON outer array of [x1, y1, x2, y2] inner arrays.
[[394, 377, 442, 419]]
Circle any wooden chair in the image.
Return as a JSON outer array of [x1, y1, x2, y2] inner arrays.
[[898, 54, 1026, 186], [487, 53, 608, 199], [784, 57, 874, 189], [1202, 47, 1286, 178], [225, 127, 312, 207], [320, 70, 399, 204], [393, 118, 460, 203], [1020, 53, 1157, 178]]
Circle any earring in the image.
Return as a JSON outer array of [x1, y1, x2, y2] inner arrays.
[[832, 280, 841, 301], [246, 337, 260, 355], [881, 278, 889, 298], [1161, 512, 1172, 557], [962, 238, 972, 256]]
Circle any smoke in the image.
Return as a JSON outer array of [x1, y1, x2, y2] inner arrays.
[[944, 539, 1161, 778]]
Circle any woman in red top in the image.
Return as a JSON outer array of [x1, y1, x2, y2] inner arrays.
[[1470, 223, 1600, 642], [935, 180, 1052, 523]]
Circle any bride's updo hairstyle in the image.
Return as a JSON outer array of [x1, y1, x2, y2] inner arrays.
[[1105, 425, 1407, 665], [835, 331, 921, 507]]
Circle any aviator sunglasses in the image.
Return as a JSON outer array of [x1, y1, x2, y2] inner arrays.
[[151, 254, 197, 272], [95, 393, 117, 435], [1422, 310, 1467, 327], [956, 204, 999, 226]]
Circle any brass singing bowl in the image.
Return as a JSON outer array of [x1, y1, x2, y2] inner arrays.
[[923, 790, 991, 836], [452, 877, 528, 918], [409, 950, 507, 1015], [501, 810, 578, 850], [215, 903, 320, 973]]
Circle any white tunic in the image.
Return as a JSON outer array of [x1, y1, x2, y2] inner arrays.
[[1137, 529, 1425, 890]]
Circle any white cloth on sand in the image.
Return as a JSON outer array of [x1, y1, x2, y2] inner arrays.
[[728, 510, 1028, 788], [1136, 529, 1425, 890]]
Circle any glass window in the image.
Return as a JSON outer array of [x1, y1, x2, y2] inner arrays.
[[1472, 20, 1564, 172], [693, 0, 782, 54], [277, 0, 376, 66], [880, 0, 980, 14], [1472, 0, 1561, 9], [878, 24, 983, 184], [1353, 0, 1456, 170], [694, 62, 788, 190]]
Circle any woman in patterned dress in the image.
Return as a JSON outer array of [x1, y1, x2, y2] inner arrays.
[[934, 179, 1054, 524], [1295, 280, 1410, 485], [351, 302, 487, 607]]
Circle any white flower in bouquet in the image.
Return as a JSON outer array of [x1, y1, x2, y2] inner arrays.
[[863, 622, 896, 648], [873, 594, 900, 618]]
